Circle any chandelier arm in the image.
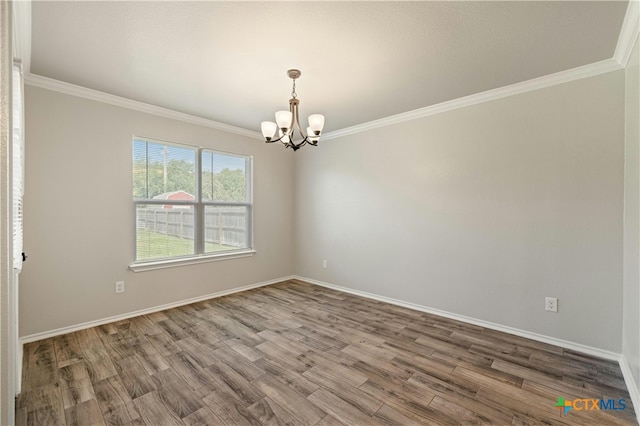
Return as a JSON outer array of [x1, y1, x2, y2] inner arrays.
[[290, 137, 308, 150]]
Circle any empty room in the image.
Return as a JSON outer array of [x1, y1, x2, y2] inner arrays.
[[1, 0, 640, 424]]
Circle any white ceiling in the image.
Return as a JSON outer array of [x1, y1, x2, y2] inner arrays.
[[30, 1, 629, 134]]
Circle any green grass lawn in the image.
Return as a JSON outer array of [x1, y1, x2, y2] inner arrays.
[[136, 229, 237, 261]]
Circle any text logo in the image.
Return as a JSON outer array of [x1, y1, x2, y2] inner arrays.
[[555, 397, 626, 415]]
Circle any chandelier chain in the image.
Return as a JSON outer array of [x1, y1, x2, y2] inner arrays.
[[291, 79, 297, 99]]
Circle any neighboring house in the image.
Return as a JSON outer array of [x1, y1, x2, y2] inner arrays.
[[151, 191, 195, 209]]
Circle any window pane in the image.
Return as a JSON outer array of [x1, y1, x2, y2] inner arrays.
[[133, 139, 197, 200], [204, 205, 249, 253], [136, 204, 195, 261], [201, 150, 248, 202]]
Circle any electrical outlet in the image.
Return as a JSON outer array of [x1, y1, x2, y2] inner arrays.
[[322, 259, 328, 269], [115, 281, 125, 294], [545, 297, 557, 312]]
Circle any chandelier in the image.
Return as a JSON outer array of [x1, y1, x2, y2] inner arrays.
[[261, 69, 325, 151]]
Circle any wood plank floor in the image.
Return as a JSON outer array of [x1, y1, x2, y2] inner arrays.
[[17, 279, 637, 425]]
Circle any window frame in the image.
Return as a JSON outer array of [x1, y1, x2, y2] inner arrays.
[[130, 136, 254, 272]]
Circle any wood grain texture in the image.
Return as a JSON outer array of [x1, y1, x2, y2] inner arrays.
[[17, 280, 638, 425]]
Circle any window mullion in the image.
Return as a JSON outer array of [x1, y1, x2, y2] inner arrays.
[[196, 148, 204, 254]]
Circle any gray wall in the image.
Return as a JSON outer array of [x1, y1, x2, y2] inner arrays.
[[22, 65, 631, 356], [295, 71, 625, 352], [623, 33, 640, 395], [21, 86, 295, 336]]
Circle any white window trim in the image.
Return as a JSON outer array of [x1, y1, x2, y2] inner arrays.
[[132, 136, 254, 268], [129, 249, 257, 272], [12, 63, 23, 272]]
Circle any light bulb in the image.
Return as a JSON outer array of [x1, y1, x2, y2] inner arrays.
[[307, 127, 319, 142], [279, 130, 290, 144], [261, 122, 277, 140], [276, 111, 292, 131], [308, 114, 324, 134]]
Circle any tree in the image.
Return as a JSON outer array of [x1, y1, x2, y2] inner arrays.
[[133, 159, 196, 199], [133, 140, 246, 202], [202, 168, 246, 202]]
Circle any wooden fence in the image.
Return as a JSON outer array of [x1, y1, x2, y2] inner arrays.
[[136, 206, 248, 248]]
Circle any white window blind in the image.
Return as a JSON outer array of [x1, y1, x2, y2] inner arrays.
[[12, 64, 24, 272]]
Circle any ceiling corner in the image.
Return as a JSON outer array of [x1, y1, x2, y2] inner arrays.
[[614, 0, 640, 67], [12, 0, 31, 72]]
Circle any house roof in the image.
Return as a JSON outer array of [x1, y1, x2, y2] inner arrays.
[[151, 191, 195, 201]]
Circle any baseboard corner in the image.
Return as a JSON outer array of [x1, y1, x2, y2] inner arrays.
[[618, 354, 640, 423]]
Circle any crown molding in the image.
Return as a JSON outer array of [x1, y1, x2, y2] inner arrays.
[[614, 0, 640, 67], [24, 73, 264, 140], [23, 0, 637, 144], [322, 58, 623, 141], [12, 0, 31, 72], [24, 56, 625, 145], [323, 0, 638, 142]]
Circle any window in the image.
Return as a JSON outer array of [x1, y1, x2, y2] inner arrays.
[[133, 137, 252, 264]]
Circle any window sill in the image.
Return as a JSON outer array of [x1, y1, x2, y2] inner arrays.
[[129, 250, 256, 272]]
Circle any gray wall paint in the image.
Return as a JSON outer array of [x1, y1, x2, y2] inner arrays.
[[295, 71, 625, 352], [20, 86, 295, 336], [22, 66, 630, 355], [623, 33, 640, 394]]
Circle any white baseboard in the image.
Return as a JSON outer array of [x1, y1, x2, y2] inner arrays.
[[295, 275, 640, 421], [295, 275, 620, 360], [619, 354, 640, 424], [20, 275, 295, 344], [18, 274, 640, 423]]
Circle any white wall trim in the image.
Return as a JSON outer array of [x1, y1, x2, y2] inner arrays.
[[23, 73, 264, 141], [20, 275, 294, 344], [18, 2, 638, 145], [15, 275, 640, 422], [22, 274, 629, 360], [11, 0, 30, 73], [294, 275, 621, 361], [321, 0, 638, 141], [25, 58, 625, 145], [19, 274, 640, 421], [619, 354, 640, 424], [614, 0, 640, 68], [129, 250, 257, 273], [295, 275, 640, 418], [321, 59, 623, 141]]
